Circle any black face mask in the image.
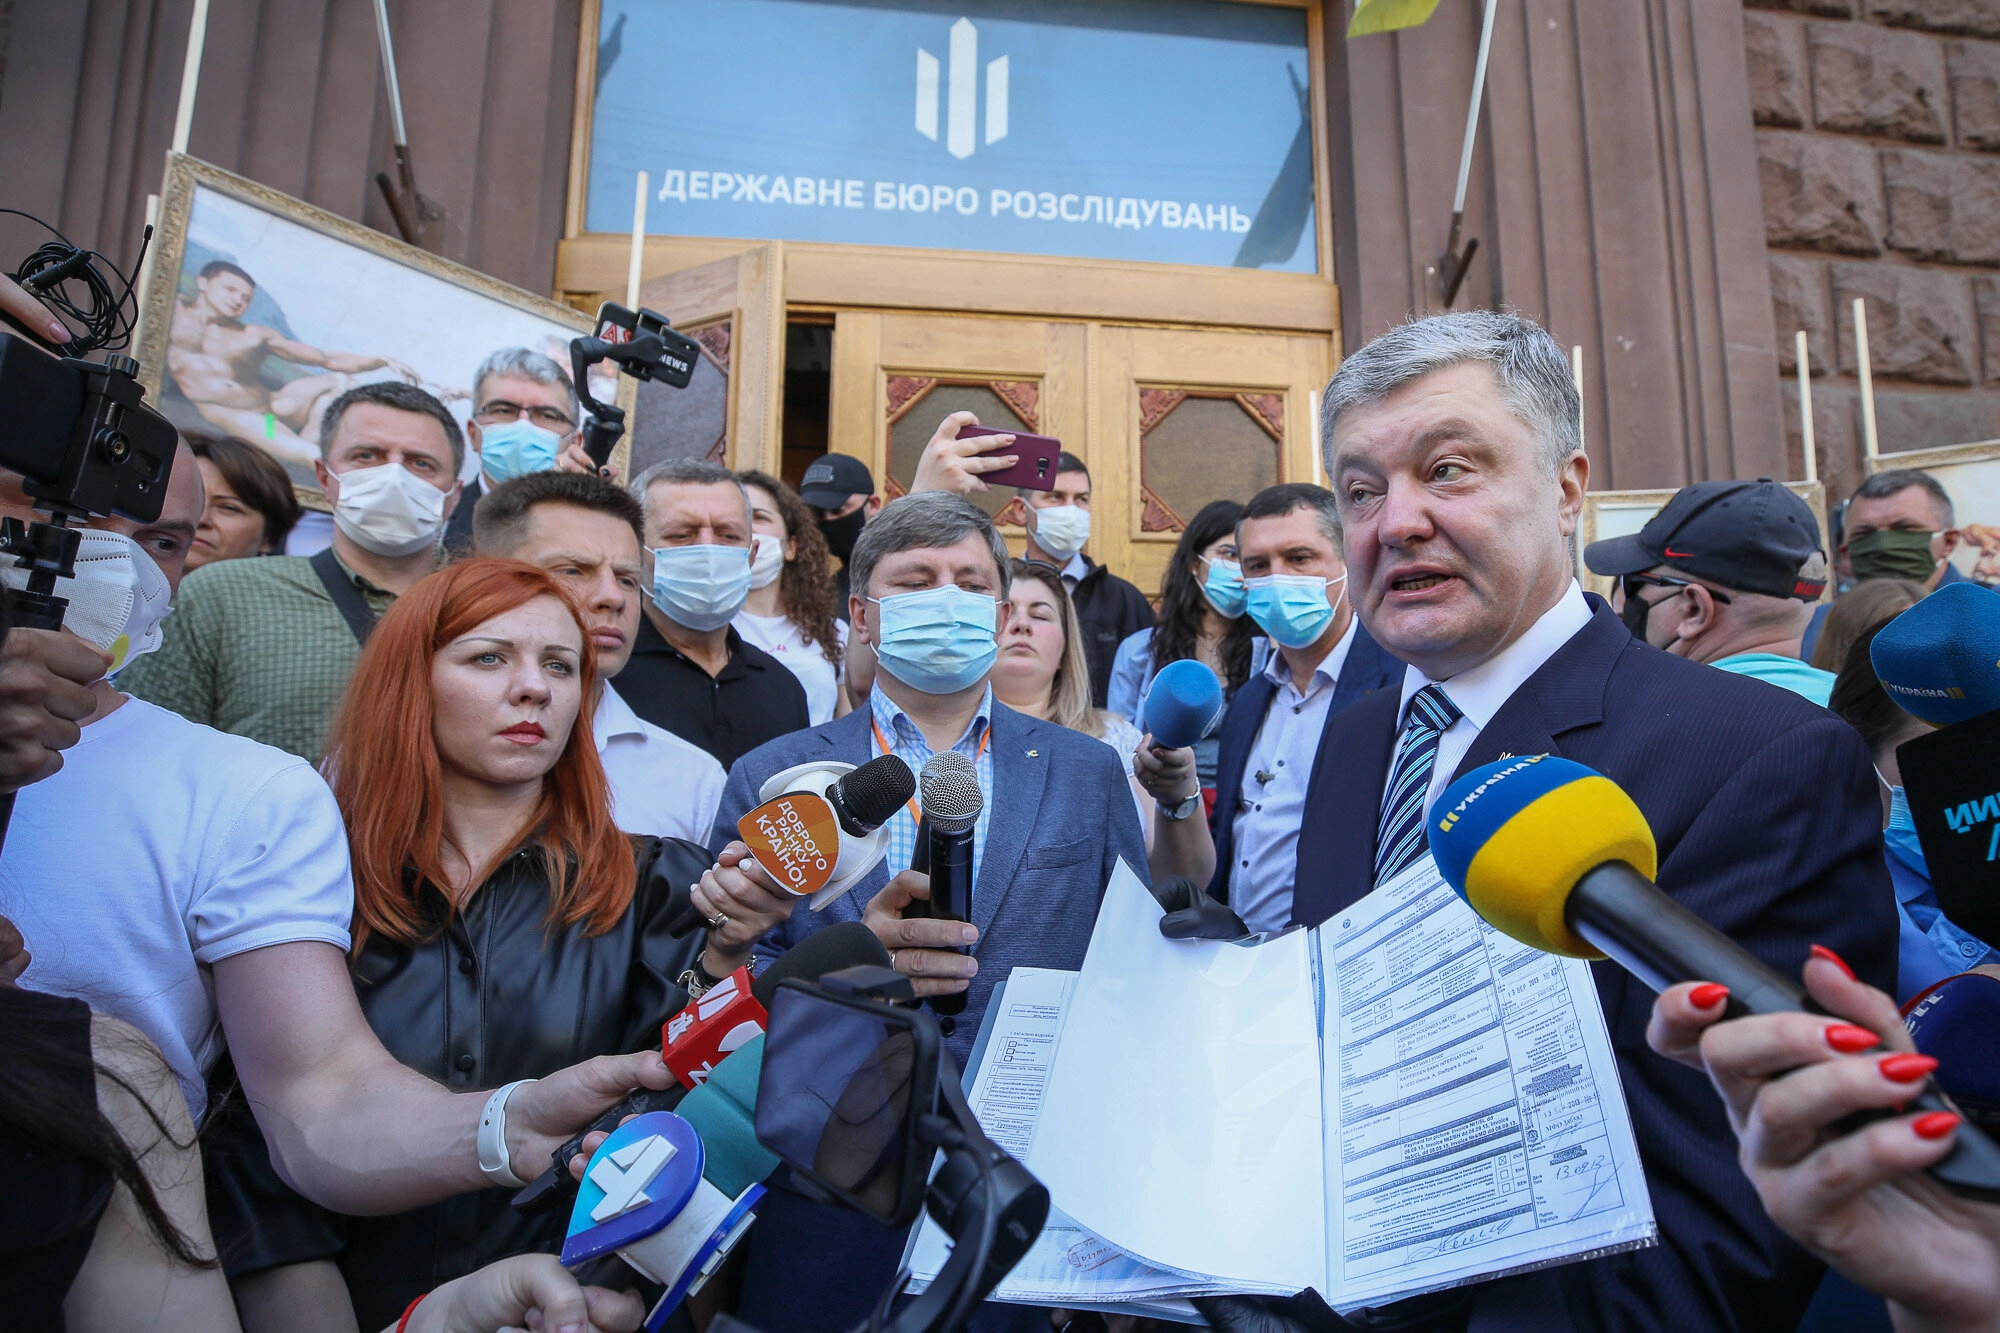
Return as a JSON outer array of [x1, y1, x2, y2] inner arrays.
[[1619, 587, 1654, 641], [820, 506, 867, 563]]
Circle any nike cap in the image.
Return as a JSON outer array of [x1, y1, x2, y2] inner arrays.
[[1584, 478, 1828, 601], [798, 453, 875, 509]]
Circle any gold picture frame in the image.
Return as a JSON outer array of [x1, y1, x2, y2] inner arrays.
[[1579, 483, 1830, 602], [136, 152, 593, 511]]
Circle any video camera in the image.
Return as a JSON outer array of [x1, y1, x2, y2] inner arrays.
[[569, 301, 703, 471], [0, 215, 177, 634]]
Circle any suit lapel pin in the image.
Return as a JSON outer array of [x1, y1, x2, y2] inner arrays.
[[1026, 749, 1039, 758]]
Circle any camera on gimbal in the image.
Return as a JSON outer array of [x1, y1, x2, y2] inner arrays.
[[0, 217, 178, 633], [570, 301, 703, 471]]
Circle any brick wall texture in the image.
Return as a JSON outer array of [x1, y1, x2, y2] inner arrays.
[[1749, 0, 2000, 505]]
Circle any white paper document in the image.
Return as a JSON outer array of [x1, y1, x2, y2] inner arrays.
[[1323, 858, 1655, 1307], [903, 967, 1210, 1316], [957, 859, 1654, 1313]]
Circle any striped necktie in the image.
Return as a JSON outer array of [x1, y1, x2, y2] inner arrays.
[[1374, 684, 1463, 884]]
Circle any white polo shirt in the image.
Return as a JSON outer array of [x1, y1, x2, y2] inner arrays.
[[595, 681, 726, 844]]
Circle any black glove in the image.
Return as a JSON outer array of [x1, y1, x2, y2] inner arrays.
[[1150, 874, 1252, 941]]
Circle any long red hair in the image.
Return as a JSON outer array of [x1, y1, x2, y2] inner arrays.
[[324, 558, 635, 952]]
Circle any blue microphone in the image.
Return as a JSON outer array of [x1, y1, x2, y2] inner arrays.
[[1142, 659, 1225, 750], [1870, 581, 2000, 726]]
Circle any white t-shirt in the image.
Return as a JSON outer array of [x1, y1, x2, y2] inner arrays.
[[0, 697, 354, 1117], [596, 682, 727, 844], [732, 611, 848, 725]]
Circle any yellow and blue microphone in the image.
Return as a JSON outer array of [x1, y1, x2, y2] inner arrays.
[[1429, 753, 2000, 1201]]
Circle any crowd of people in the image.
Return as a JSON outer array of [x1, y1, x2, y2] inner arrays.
[[2, 258, 1998, 1333]]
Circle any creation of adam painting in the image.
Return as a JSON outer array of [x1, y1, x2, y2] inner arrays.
[[137, 155, 593, 504]]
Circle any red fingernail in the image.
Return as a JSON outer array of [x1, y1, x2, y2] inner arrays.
[[1689, 983, 1730, 1009], [1914, 1111, 1961, 1140], [1824, 1024, 1879, 1054], [1878, 1053, 1938, 1083], [1810, 944, 1857, 981]]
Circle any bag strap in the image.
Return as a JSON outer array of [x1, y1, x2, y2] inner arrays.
[[309, 547, 379, 646]]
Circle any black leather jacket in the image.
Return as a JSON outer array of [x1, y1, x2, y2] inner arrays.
[[203, 835, 710, 1330]]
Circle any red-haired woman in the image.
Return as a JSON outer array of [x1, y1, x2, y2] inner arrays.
[[203, 559, 746, 1332]]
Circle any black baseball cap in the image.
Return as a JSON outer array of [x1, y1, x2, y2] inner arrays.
[[1584, 478, 1828, 601], [799, 454, 875, 509]]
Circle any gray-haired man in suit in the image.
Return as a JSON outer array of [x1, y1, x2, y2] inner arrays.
[[697, 489, 1147, 1332]]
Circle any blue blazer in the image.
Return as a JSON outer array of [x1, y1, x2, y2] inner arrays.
[[1206, 619, 1404, 906], [715, 700, 1148, 1333], [1290, 601, 1898, 1333]]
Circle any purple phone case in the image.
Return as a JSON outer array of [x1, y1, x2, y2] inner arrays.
[[958, 424, 1061, 491]]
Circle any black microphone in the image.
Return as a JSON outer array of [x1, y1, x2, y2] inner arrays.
[[512, 920, 892, 1214], [667, 754, 916, 938], [915, 751, 981, 1019]]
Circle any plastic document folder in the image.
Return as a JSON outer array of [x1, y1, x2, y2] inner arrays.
[[905, 858, 1656, 1318]]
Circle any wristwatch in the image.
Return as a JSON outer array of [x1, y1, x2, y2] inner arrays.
[[678, 952, 730, 998], [1158, 791, 1203, 821]]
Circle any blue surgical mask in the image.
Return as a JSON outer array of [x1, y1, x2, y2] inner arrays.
[[1884, 783, 1930, 876], [478, 419, 562, 483], [649, 544, 751, 631], [870, 585, 998, 695], [1245, 573, 1346, 649], [1200, 557, 1247, 618]]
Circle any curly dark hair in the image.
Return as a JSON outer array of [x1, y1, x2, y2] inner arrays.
[[738, 470, 842, 664], [1151, 500, 1254, 690]]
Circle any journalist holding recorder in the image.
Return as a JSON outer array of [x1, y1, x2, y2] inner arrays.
[[694, 489, 1146, 1331]]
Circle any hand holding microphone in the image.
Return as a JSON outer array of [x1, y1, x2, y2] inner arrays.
[[667, 753, 916, 947], [1430, 753, 2000, 1202], [1649, 956, 2000, 1333]]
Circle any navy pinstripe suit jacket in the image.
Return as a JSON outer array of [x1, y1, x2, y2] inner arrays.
[[1290, 600, 1897, 1332]]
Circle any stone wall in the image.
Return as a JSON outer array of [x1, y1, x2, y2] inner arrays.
[[1750, 0, 2000, 506]]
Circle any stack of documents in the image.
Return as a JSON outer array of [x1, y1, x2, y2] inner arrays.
[[906, 858, 1656, 1317]]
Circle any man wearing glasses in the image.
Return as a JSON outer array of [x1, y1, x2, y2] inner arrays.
[[1585, 478, 1835, 705], [441, 348, 589, 555]]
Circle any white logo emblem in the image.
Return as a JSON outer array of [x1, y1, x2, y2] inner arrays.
[[916, 18, 1008, 159], [696, 973, 740, 1021], [588, 1133, 678, 1223]]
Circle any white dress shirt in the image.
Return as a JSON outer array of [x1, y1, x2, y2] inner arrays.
[[1392, 581, 1594, 819], [594, 681, 726, 843], [1229, 616, 1360, 933]]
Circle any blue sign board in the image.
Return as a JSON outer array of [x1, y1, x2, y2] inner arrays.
[[586, 0, 1319, 272]]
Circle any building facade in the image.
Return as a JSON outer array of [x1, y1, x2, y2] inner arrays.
[[5, 1, 1989, 589]]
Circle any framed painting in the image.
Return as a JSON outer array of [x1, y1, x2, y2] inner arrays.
[[135, 154, 596, 509]]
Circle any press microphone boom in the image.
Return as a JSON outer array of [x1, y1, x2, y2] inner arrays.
[[916, 751, 981, 1019], [1429, 753, 2000, 1202]]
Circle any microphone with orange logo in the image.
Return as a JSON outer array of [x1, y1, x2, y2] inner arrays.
[[667, 753, 916, 938]]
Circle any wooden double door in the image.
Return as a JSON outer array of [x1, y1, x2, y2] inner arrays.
[[598, 244, 1335, 597]]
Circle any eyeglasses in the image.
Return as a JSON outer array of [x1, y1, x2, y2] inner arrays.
[[474, 400, 575, 431], [1619, 572, 1731, 606]]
